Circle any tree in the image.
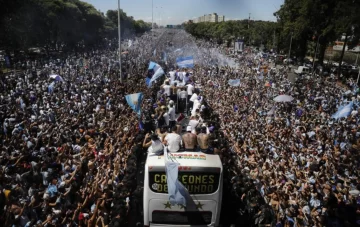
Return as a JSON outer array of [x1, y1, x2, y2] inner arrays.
[[184, 20, 276, 49], [0, 0, 150, 53], [332, 0, 360, 72], [275, 0, 360, 67]]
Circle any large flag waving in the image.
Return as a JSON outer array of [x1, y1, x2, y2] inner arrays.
[[176, 56, 194, 68], [125, 93, 143, 116], [164, 147, 187, 207], [331, 102, 353, 119], [147, 61, 165, 87]]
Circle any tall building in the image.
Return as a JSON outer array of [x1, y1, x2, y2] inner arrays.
[[194, 13, 225, 23], [218, 15, 225, 22]]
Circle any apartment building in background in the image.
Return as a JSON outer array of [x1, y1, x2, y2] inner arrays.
[[194, 13, 225, 23]]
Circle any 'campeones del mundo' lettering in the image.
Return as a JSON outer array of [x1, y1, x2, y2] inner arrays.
[[150, 173, 218, 194]]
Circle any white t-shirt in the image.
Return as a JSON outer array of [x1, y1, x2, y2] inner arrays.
[[163, 112, 169, 126], [179, 90, 187, 99], [178, 72, 185, 81], [187, 84, 194, 96], [188, 119, 199, 134], [163, 85, 171, 96], [165, 133, 182, 152], [190, 93, 198, 102], [149, 140, 164, 154], [168, 107, 176, 121], [169, 71, 175, 81], [192, 100, 201, 116]]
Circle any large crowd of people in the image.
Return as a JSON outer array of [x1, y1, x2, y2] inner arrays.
[[182, 46, 360, 226], [0, 28, 359, 227]]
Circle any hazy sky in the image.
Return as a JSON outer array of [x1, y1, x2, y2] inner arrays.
[[84, 0, 284, 25]]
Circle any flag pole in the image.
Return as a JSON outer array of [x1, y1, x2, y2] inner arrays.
[[118, 0, 122, 83]]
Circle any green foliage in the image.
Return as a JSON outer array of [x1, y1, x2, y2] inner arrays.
[[0, 0, 151, 52], [275, 0, 360, 63], [184, 20, 277, 49], [105, 9, 151, 37]]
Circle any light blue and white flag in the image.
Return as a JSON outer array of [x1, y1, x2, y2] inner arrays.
[[164, 147, 186, 207], [331, 101, 353, 119], [228, 79, 241, 87], [148, 61, 164, 87], [176, 56, 194, 68], [125, 92, 143, 116]]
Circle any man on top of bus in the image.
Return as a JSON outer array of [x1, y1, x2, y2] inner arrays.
[[182, 126, 197, 151], [197, 126, 209, 153], [163, 125, 182, 153]]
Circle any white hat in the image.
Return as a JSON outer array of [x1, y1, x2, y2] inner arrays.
[[186, 126, 192, 132]]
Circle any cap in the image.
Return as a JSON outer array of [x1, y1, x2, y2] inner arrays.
[[186, 126, 192, 132], [78, 213, 84, 220]]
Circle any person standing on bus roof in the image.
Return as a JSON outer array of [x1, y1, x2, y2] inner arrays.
[[197, 126, 210, 153], [143, 133, 164, 155], [163, 125, 182, 153], [182, 126, 197, 151], [178, 87, 187, 113], [168, 103, 176, 129], [163, 80, 171, 98]]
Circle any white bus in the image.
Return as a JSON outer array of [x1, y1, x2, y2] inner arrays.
[[143, 151, 223, 227]]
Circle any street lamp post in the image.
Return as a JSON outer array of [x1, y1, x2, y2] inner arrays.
[[288, 32, 293, 64], [312, 34, 321, 73], [118, 0, 122, 83]]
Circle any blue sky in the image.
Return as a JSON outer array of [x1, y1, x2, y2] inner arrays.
[[84, 0, 284, 25]]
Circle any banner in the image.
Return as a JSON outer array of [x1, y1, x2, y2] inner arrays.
[[176, 56, 194, 68], [125, 92, 143, 116]]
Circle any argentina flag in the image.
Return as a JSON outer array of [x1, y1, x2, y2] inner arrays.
[[176, 56, 194, 68], [228, 79, 241, 87], [164, 147, 187, 207], [147, 61, 164, 87], [331, 101, 353, 119], [125, 92, 143, 116]]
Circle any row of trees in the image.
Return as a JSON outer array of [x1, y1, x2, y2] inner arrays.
[[0, 0, 151, 53], [184, 0, 360, 67], [275, 0, 360, 66], [184, 20, 277, 49]]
